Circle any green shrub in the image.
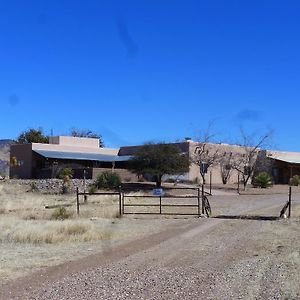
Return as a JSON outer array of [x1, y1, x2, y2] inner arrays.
[[290, 175, 300, 186], [57, 168, 74, 181], [51, 207, 72, 220], [57, 168, 74, 194], [94, 171, 121, 190], [253, 172, 273, 188]]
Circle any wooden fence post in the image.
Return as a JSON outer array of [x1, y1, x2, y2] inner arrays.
[[118, 186, 122, 217], [76, 187, 80, 215], [209, 171, 212, 195], [197, 187, 201, 217], [201, 184, 205, 214], [288, 186, 292, 218], [159, 195, 162, 214]]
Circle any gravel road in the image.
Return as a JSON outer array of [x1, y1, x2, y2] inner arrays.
[[1, 194, 300, 300]]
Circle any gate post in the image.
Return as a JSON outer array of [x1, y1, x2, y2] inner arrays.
[[76, 187, 80, 215], [288, 186, 292, 218], [201, 184, 205, 214], [159, 195, 162, 214], [237, 172, 240, 194], [118, 186, 122, 217], [209, 171, 212, 195], [197, 187, 201, 217]]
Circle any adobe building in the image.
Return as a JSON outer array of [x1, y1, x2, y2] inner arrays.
[[10, 136, 134, 180], [119, 140, 245, 184], [10, 136, 300, 185], [119, 140, 300, 185]]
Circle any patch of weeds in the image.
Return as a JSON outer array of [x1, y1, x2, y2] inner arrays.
[[51, 207, 72, 220]]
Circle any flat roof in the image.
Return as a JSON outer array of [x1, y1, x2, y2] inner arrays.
[[268, 151, 300, 164], [33, 150, 131, 162]]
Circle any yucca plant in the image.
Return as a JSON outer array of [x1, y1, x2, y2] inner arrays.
[[253, 172, 273, 188]]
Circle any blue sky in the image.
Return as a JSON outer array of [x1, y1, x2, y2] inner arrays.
[[0, 1, 299, 150]]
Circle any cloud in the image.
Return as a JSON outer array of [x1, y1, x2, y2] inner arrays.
[[116, 16, 139, 58], [234, 109, 262, 122], [8, 94, 20, 106]]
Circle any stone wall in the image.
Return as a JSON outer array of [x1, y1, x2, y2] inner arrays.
[[5, 179, 95, 194]]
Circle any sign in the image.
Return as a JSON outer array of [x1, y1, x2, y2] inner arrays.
[[153, 188, 164, 196]]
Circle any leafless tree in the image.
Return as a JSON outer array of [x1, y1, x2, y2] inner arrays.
[[69, 128, 104, 147], [220, 152, 234, 184], [192, 124, 221, 184], [231, 129, 272, 189]]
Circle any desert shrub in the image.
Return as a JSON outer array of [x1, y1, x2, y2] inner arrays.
[[57, 168, 73, 181], [94, 171, 121, 190], [51, 207, 72, 220], [57, 168, 74, 194], [289, 175, 300, 186], [253, 172, 273, 188], [29, 182, 38, 192]]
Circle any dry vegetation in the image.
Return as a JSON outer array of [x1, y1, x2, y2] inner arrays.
[[0, 181, 175, 282]]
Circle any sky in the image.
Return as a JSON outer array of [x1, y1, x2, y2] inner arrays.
[[0, 0, 300, 150]]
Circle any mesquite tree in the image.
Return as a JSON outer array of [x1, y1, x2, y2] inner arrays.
[[128, 143, 190, 187]]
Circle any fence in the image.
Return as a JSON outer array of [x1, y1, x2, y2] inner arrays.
[[120, 186, 211, 217], [76, 186, 212, 217]]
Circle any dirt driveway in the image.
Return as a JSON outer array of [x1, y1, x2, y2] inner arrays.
[[1, 193, 300, 300]]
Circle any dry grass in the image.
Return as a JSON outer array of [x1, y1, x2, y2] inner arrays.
[[0, 181, 175, 282], [0, 216, 117, 244]]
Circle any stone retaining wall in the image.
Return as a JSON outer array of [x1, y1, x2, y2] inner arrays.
[[5, 179, 95, 194]]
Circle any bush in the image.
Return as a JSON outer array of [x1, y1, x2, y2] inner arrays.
[[51, 207, 72, 220], [290, 175, 300, 186], [94, 171, 121, 190], [57, 168, 73, 181], [253, 172, 273, 188], [29, 182, 38, 192]]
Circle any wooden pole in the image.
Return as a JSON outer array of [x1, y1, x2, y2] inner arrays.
[[237, 172, 240, 195], [76, 187, 80, 215], [201, 184, 204, 214], [83, 169, 87, 203], [288, 186, 292, 218], [197, 187, 200, 217], [118, 186, 122, 217], [159, 195, 162, 214], [209, 171, 212, 195]]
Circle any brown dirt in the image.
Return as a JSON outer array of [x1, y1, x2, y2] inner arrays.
[[1, 192, 300, 299]]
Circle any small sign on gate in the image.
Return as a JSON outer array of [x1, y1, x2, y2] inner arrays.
[[153, 188, 164, 196]]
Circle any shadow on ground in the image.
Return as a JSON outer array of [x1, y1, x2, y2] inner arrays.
[[214, 215, 280, 221]]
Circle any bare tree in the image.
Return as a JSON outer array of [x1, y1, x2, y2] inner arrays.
[[231, 129, 272, 189], [192, 125, 221, 184], [220, 152, 234, 184], [69, 128, 104, 147]]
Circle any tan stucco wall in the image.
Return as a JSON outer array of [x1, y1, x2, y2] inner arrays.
[[10, 144, 33, 179], [49, 136, 100, 148], [32, 143, 119, 155], [188, 141, 249, 184]]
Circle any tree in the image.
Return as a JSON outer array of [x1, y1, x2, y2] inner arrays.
[[220, 152, 234, 184], [17, 128, 49, 144], [128, 143, 190, 187], [192, 125, 221, 184], [231, 129, 272, 190], [70, 128, 104, 147]]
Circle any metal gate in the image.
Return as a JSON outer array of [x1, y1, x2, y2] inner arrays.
[[120, 186, 211, 217]]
